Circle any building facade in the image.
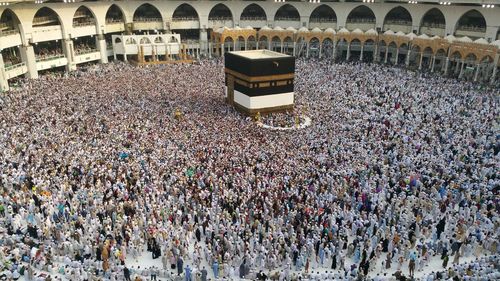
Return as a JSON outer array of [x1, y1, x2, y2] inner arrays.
[[1, 0, 499, 90]]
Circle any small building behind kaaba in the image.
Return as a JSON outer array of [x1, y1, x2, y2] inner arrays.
[[224, 50, 295, 115]]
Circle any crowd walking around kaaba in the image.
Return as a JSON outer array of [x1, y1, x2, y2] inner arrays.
[[0, 58, 498, 281]]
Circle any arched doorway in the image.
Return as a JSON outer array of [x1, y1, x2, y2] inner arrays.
[[240, 3, 266, 25], [309, 37, 320, 58], [237, 36, 245, 51], [455, 10, 486, 39], [208, 4, 233, 28], [73, 6, 96, 27], [419, 8, 445, 37], [322, 38, 334, 59], [346, 5, 376, 31], [258, 35, 268, 50], [172, 4, 199, 21], [310, 5, 337, 29], [105, 4, 125, 24], [283, 36, 294, 55], [274, 4, 300, 28], [362, 39, 375, 62], [133, 4, 162, 23], [224, 36, 234, 52], [32, 7, 61, 28], [271, 36, 281, 53], [247, 35, 257, 50], [0, 8, 20, 34], [383, 6, 412, 33]]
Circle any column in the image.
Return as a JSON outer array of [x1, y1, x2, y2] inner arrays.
[[268, 40, 271, 50], [405, 49, 411, 67], [459, 60, 465, 78], [62, 38, 76, 72], [332, 42, 336, 60], [199, 29, 208, 55], [418, 53, 423, 70], [491, 66, 498, 84], [443, 57, 449, 75], [384, 46, 389, 64], [359, 44, 364, 61], [373, 43, 378, 63], [474, 64, 480, 82], [245, 40, 248, 51], [491, 54, 499, 84], [0, 54, 9, 91], [319, 43, 322, 59], [293, 42, 296, 56], [394, 48, 399, 65], [346, 43, 350, 61], [431, 55, 436, 72], [97, 34, 108, 64], [220, 43, 224, 56], [281, 42, 284, 54], [233, 41, 236, 52], [20, 45, 38, 79], [306, 42, 310, 58]]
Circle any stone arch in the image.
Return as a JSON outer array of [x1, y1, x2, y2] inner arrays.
[[383, 6, 412, 32], [247, 35, 256, 50], [209, 3, 233, 21], [0, 8, 21, 32], [420, 8, 445, 30], [72, 6, 96, 27], [133, 3, 162, 22], [105, 4, 125, 24], [236, 36, 245, 50], [346, 5, 376, 24], [154, 36, 163, 43], [258, 35, 268, 49], [274, 4, 300, 21], [271, 35, 281, 52], [140, 37, 151, 44], [310, 4, 337, 23], [223, 36, 234, 51], [464, 53, 478, 64], [32, 7, 62, 28], [126, 38, 137, 45], [283, 36, 294, 55], [114, 37, 122, 44], [169, 36, 179, 43], [240, 4, 267, 21], [455, 9, 486, 37], [172, 3, 199, 21]]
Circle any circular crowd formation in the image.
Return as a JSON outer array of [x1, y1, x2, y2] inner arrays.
[[0, 59, 498, 281]]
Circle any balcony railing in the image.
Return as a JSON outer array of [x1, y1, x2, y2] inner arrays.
[[73, 20, 96, 27], [106, 19, 124, 24], [133, 17, 163, 23], [172, 17, 199, 22], [346, 18, 376, 24], [75, 48, 98, 55], [36, 54, 64, 62], [310, 18, 337, 23], [275, 17, 300, 21], [4, 62, 25, 71], [456, 25, 486, 33], [240, 16, 266, 21], [33, 16, 59, 24], [385, 20, 412, 25], [208, 17, 232, 22], [0, 29, 19, 36], [421, 23, 445, 29]]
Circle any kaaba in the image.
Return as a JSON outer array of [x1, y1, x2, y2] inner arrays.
[[224, 50, 295, 115]]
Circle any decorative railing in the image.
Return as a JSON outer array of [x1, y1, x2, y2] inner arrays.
[[421, 23, 445, 29], [385, 20, 412, 25], [0, 29, 19, 36], [172, 17, 199, 22], [4, 62, 25, 71], [456, 25, 486, 32], [346, 18, 376, 24], [133, 17, 163, 23], [73, 20, 96, 27], [310, 18, 337, 23], [240, 16, 266, 21], [275, 17, 300, 21], [36, 54, 64, 62], [33, 16, 59, 24], [75, 48, 98, 55], [106, 19, 123, 24]]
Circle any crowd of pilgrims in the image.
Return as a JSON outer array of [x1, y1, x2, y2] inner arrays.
[[0, 58, 498, 281]]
